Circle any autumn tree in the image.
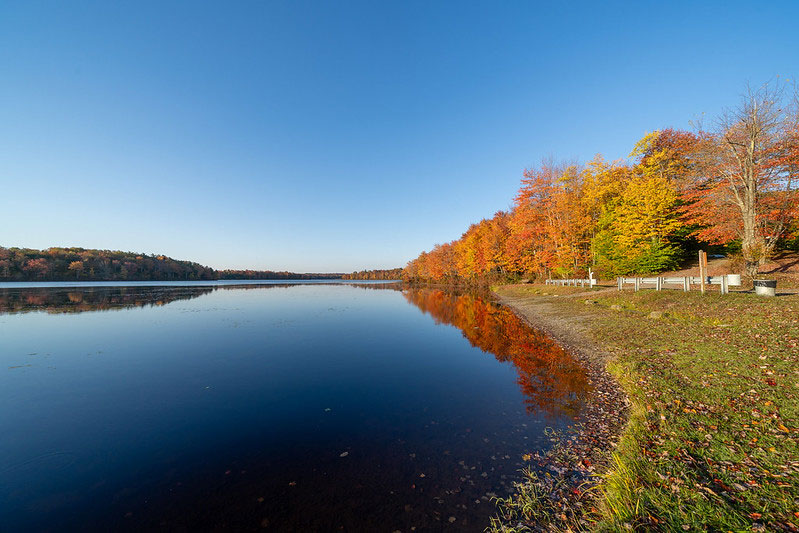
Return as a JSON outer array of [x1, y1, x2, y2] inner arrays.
[[609, 171, 683, 272], [68, 261, 84, 280], [0, 259, 11, 279], [604, 131, 695, 274], [22, 258, 50, 279], [505, 196, 549, 278], [580, 155, 631, 273], [773, 90, 799, 248], [685, 83, 798, 276], [508, 161, 591, 278], [542, 165, 591, 276], [484, 212, 511, 274], [427, 242, 457, 281]]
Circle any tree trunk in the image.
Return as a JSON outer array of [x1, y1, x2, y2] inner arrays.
[[740, 203, 763, 277]]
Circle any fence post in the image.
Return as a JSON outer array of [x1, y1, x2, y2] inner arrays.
[[683, 276, 689, 292], [617, 277, 622, 291], [721, 274, 728, 295], [656, 277, 662, 291], [634, 277, 640, 292], [699, 250, 706, 295]]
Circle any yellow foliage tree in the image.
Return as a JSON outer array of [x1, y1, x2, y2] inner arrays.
[[613, 173, 683, 249]]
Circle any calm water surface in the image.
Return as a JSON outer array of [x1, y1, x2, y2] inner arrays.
[[0, 282, 589, 531]]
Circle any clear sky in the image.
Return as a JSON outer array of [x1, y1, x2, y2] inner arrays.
[[1, 1, 797, 272]]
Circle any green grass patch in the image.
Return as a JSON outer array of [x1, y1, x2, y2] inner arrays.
[[495, 286, 799, 531]]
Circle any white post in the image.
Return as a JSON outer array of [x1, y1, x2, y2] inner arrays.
[[683, 276, 689, 292]]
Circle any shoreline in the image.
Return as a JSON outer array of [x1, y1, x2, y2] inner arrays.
[[490, 286, 629, 530], [491, 284, 799, 532]]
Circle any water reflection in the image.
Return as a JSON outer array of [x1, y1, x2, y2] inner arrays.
[[0, 282, 401, 315], [1, 284, 591, 420], [404, 288, 590, 418], [0, 286, 213, 315]]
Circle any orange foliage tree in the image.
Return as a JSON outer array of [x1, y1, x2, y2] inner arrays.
[[682, 84, 799, 275]]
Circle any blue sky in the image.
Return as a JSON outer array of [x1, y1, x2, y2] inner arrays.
[[1, 1, 797, 272]]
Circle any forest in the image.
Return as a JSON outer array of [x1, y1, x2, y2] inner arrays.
[[405, 84, 799, 283], [218, 270, 342, 280], [0, 247, 342, 282], [341, 268, 404, 280], [0, 247, 218, 281]]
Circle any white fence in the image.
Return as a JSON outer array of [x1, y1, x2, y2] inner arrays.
[[545, 278, 597, 288], [617, 275, 742, 295]]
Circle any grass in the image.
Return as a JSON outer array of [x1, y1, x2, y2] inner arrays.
[[492, 286, 799, 531], [490, 284, 609, 297]]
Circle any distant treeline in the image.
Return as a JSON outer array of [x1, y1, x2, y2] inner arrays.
[[341, 268, 403, 280], [0, 247, 217, 281], [405, 82, 799, 282], [219, 270, 342, 280], [0, 247, 342, 282]]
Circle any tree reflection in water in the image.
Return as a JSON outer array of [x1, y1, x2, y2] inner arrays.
[[0, 282, 401, 316], [404, 288, 591, 419], [0, 286, 214, 315]]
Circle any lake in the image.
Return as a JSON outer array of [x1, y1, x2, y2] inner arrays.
[[0, 282, 590, 531]]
